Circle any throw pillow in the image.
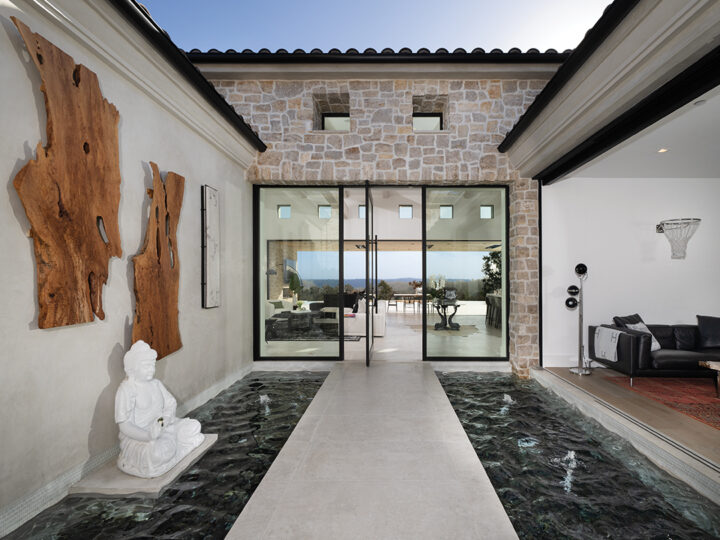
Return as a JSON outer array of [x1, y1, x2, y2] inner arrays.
[[697, 315, 720, 348], [626, 322, 662, 352], [271, 301, 284, 309], [613, 314, 644, 328]]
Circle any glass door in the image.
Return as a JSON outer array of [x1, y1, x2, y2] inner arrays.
[[256, 186, 341, 360], [424, 186, 508, 361], [365, 184, 376, 366]]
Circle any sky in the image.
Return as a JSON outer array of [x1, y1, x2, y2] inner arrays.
[[140, 0, 611, 53]]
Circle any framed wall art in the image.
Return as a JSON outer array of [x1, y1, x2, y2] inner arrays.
[[202, 185, 220, 308]]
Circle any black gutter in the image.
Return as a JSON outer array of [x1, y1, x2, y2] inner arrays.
[[107, 0, 267, 152], [498, 0, 640, 153], [536, 44, 720, 184], [188, 50, 570, 65]]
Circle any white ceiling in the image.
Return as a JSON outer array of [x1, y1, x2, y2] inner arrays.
[[570, 85, 720, 179]]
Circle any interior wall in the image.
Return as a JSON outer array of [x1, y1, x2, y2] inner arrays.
[[0, 0, 255, 524], [542, 177, 720, 366]]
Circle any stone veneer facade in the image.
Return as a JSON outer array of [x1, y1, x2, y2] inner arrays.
[[211, 77, 545, 377]]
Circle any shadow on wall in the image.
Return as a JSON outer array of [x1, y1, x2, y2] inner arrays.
[[3, 15, 47, 331], [83, 317, 132, 474]]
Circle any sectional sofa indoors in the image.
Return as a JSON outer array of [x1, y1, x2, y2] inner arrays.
[[589, 314, 719, 390]]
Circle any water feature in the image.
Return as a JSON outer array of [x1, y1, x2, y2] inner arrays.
[[8, 371, 327, 539], [437, 371, 720, 540]]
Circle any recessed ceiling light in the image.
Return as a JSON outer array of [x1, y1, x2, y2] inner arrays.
[[657, 148, 668, 153]]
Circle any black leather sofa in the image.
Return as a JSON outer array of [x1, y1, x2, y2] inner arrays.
[[589, 314, 719, 389]]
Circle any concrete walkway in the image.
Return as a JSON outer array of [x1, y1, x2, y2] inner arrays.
[[228, 363, 517, 539]]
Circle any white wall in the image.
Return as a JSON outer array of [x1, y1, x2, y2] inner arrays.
[[542, 177, 720, 366], [0, 0, 256, 530]]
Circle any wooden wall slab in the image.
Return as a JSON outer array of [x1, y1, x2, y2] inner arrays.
[[11, 18, 122, 328], [132, 162, 184, 359]]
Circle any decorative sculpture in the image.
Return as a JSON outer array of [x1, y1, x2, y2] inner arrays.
[[11, 18, 122, 328], [115, 341, 204, 478], [656, 218, 701, 259], [132, 163, 184, 359]]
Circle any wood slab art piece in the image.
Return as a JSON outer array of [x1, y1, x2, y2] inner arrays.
[[132, 162, 185, 359], [11, 18, 122, 328]]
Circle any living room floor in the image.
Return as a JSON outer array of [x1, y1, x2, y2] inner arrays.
[[546, 367, 720, 466], [345, 310, 504, 362]]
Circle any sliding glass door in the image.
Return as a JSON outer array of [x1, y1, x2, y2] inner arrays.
[[256, 187, 341, 359], [424, 187, 507, 360], [255, 185, 508, 363]]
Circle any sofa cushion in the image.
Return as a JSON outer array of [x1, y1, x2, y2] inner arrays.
[[673, 325, 699, 351], [613, 314, 644, 327], [646, 325, 675, 349], [697, 348, 720, 360], [626, 322, 661, 351], [650, 349, 708, 370], [697, 315, 720, 348]]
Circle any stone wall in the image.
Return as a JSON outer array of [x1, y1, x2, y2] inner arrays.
[[211, 77, 544, 376]]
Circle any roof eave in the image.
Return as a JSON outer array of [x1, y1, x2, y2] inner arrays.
[[107, 0, 266, 152], [497, 0, 641, 153]]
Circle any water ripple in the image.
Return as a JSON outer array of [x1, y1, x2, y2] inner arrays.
[[437, 371, 720, 540], [9, 371, 327, 540]]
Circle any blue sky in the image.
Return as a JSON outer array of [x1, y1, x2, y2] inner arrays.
[[141, 0, 610, 53]]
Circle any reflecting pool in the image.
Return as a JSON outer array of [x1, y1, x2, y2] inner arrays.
[[10, 371, 327, 539], [437, 372, 720, 540]]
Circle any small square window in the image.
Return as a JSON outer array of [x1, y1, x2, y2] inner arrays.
[[413, 113, 442, 131], [480, 205, 494, 219], [358, 205, 366, 219], [318, 205, 332, 219], [439, 205, 453, 219], [398, 205, 413, 219], [277, 205, 291, 219], [322, 113, 350, 131]]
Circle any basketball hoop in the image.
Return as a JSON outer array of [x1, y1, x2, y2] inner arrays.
[[657, 218, 701, 259]]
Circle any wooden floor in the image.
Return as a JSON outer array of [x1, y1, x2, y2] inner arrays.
[[547, 367, 719, 466]]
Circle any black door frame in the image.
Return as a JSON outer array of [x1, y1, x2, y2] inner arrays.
[[253, 183, 511, 363], [421, 184, 510, 362], [253, 184, 343, 362]]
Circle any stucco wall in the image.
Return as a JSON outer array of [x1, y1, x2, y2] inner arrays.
[[0, 0, 255, 529], [542, 177, 720, 366], [210, 76, 544, 376]]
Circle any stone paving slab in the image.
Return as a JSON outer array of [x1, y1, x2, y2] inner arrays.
[[69, 434, 217, 498], [227, 363, 517, 539]]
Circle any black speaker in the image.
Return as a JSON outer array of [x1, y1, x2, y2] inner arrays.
[[567, 285, 579, 296], [575, 263, 587, 276], [565, 297, 578, 309]]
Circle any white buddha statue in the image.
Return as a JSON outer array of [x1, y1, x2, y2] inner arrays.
[[115, 340, 205, 478]]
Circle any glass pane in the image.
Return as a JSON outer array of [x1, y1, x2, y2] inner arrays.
[[318, 205, 332, 219], [413, 115, 441, 131], [398, 205, 413, 219], [480, 205, 494, 219], [426, 187, 506, 359], [367, 193, 374, 364], [259, 188, 340, 358], [277, 205, 291, 219], [439, 205, 453, 219], [342, 188, 367, 361], [323, 115, 350, 131]]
